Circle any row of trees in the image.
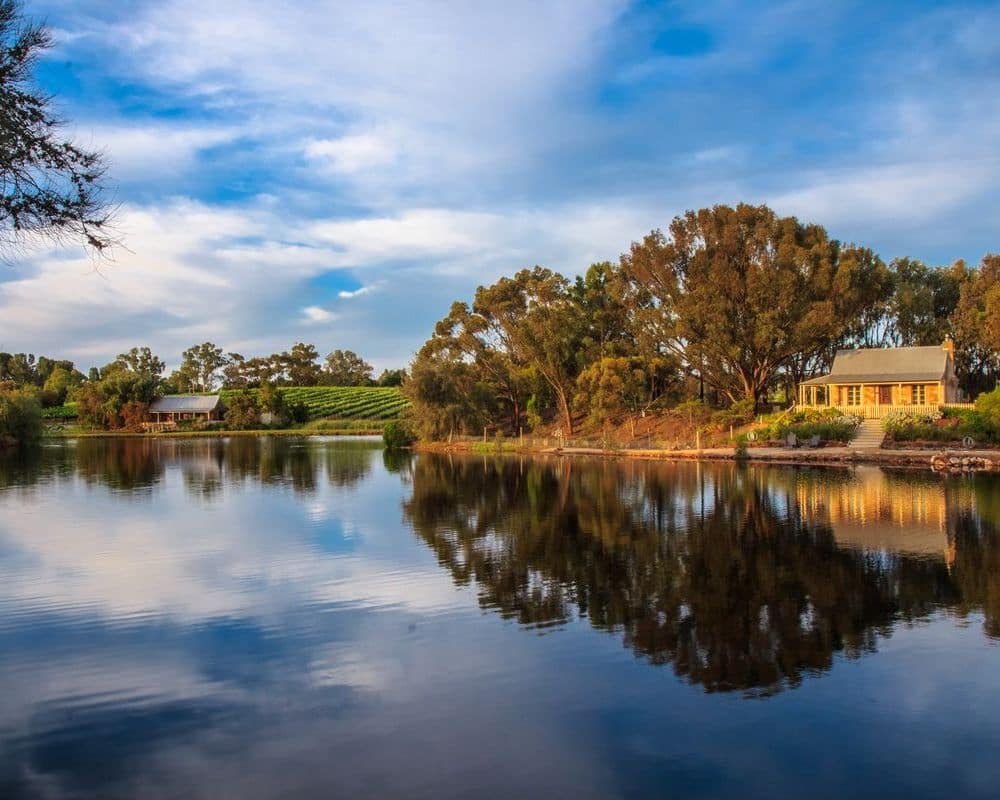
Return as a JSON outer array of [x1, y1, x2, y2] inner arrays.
[[212, 346, 402, 391], [0, 344, 401, 398], [0, 342, 402, 431], [161, 343, 398, 392], [0, 353, 86, 407], [405, 203, 999, 439]]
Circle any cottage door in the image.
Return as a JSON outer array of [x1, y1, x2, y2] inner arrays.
[[878, 386, 891, 405]]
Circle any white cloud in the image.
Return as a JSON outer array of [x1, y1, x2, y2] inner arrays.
[[304, 131, 399, 175], [80, 0, 627, 205], [81, 123, 240, 179], [302, 306, 337, 323], [306, 209, 498, 260], [337, 285, 376, 300], [767, 161, 995, 229], [113, 0, 624, 115]]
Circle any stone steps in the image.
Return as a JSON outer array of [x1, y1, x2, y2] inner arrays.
[[850, 419, 885, 449]]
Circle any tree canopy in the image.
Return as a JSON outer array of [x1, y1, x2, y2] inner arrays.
[[621, 203, 892, 406], [0, 0, 114, 254], [405, 203, 998, 440], [324, 349, 374, 386]]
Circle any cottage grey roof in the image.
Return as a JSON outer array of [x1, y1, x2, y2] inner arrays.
[[800, 345, 948, 386], [149, 394, 222, 413]]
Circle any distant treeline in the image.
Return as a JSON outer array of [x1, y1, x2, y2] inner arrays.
[[0, 345, 403, 397], [0, 343, 404, 433], [404, 203, 999, 439]]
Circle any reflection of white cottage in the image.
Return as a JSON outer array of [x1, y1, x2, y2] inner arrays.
[[798, 337, 963, 417]]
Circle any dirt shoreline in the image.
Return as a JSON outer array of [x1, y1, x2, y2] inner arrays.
[[415, 441, 1000, 472]]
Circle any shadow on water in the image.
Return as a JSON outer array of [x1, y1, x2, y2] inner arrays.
[[404, 454, 1000, 695]]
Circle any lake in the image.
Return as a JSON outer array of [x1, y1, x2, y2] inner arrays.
[[1, 437, 999, 799]]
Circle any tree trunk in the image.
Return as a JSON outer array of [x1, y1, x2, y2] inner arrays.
[[557, 388, 573, 436]]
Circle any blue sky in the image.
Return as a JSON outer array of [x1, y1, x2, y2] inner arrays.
[[1, 0, 998, 371]]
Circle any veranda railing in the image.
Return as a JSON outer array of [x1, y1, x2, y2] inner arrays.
[[798, 402, 976, 420]]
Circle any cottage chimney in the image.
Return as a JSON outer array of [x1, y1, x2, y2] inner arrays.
[[942, 334, 955, 358]]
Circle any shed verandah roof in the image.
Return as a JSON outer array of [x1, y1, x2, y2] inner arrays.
[[149, 395, 222, 413]]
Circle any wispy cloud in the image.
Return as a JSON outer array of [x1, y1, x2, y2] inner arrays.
[[304, 132, 399, 176], [338, 285, 377, 300]]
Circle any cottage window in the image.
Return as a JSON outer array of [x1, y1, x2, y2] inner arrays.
[[913, 385, 926, 404], [846, 386, 861, 406]]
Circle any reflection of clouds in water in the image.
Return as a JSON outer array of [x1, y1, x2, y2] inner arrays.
[[0, 602, 616, 799], [0, 505, 469, 624], [304, 498, 332, 522], [0, 444, 467, 626], [307, 642, 401, 691], [0, 651, 228, 737]]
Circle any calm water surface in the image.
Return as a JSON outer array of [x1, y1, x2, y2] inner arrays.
[[2, 437, 1000, 799]]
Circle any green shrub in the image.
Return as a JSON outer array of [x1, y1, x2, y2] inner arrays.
[[788, 419, 861, 443], [224, 392, 261, 430], [40, 403, 78, 420], [288, 400, 309, 424], [525, 394, 543, 431], [766, 408, 860, 443], [0, 389, 42, 444], [883, 405, 999, 445], [976, 387, 1000, 428], [75, 372, 160, 430], [673, 398, 711, 423], [714, 398, 755, 428], [383, 420, 417, 450]]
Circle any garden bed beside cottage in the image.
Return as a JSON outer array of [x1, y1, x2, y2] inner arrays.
[[747, 408, 862, 446], [882, 401, 1000, 449]]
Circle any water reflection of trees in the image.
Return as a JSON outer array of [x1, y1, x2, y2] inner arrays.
[[947, 477, 1000, 637], [403, 456, 1000, 695], [76, 438, 166, 491], [0, 437, 381, 496], [188, 437, 381, 495]]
